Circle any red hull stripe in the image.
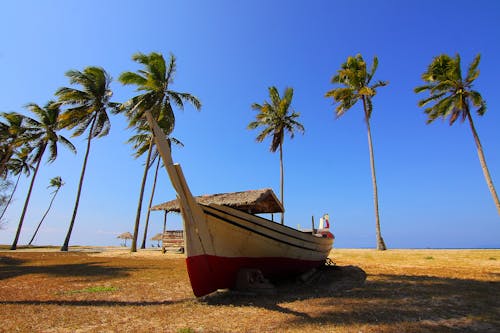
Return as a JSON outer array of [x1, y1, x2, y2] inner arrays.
[[186, 254, 325, 297]]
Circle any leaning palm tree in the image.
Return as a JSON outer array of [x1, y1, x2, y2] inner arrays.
[[56, 66, 119, 251], [10, 102, 76, 250], [119, 52, 201, 252], [415, 53, 500, 215], [127, 122, 184, 250], [28, 176, 64, 245], [248, 86, 304, 225], [0, 147, 34, 220], [140, 137, 183, 249], [325, 54, 388, 250]]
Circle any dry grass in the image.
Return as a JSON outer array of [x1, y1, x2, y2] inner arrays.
[[0, 247, 499, 332]]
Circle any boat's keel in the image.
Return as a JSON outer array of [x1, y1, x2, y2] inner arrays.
[[186, 254, 325, 297], [234, 268, 276, 295]]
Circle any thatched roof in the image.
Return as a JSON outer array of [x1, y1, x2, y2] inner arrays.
[[150, 233, 163, 241], [117, 232, 133, 239], [150, 188, 284, 214]]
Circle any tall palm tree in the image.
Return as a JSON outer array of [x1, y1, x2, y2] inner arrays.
[[0, 147, 34, 220], [28, 176, 64, 245], [325, 54, 388, 250], [10, 102, 76, 250], [248, 86, 304, 225], [56, 66, 119, 251], [119, 52, 201, 252], [415, 53, 500, 215]]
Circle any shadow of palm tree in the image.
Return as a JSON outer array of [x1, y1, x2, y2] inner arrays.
[[201, 266, 500, 332], [0, 259, 132, 280], [0, 299, 192, 307], [0, 255, 27, 266]]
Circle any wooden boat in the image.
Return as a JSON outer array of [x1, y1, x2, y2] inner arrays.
[[145, 111, 334, 297]]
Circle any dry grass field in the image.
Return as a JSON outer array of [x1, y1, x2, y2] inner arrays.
[[0, 247, 499, 332]]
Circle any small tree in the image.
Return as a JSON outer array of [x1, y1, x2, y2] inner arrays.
[[28, 176, 64, 245]]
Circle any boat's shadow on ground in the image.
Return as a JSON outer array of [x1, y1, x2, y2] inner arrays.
[[200, 265, 366, 316]]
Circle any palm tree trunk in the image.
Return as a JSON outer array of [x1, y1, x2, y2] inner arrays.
[[467, 112, 500, 215], [10, 145, 46, 250], [28, 188, 59, 246], [141, 156, 160, 249], [163, 211, 167, 234], [61, 117, 96, 251], [0, 172, 21, 220], [131, 137, 153, 252], [363, 99, 386, 251], [279, 141, 285, 225]]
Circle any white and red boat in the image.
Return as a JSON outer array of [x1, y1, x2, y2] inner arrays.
[[145, 111, 334, 297]]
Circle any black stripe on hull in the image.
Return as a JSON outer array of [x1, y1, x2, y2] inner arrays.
[[202, 205, 330, 254]]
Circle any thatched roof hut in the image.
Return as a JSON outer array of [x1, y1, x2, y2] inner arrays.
[[117, 232, 133, 240], [150, 233, 163, 241], [150, 188, 284, 214], [117, 232, 133, 247]]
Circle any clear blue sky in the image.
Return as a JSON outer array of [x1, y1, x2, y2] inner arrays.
[[1, 0, 499, 248]]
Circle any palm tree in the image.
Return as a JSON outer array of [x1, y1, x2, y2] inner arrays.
[[126, 122, 184, 250], [325, 54, 388, 250], [415, 53, 500, 215], [0, 112, 28, 179], [28, 176, 64, 245], [0, 147, 34, 220], [248, 86, 304, 225], [119, 52, 201, 252], [56, 66, 119, 251], [10, 102, 76, 250], [140, 137, 183, 249]]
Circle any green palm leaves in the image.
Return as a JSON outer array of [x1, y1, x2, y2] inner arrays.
[[249, 87, 304, 152], [249, 86, 304, 225], [325, 54, 388, 121], [325, 54, 387, 251], [119, 52, 201, 131], [57, 67, 119, 138], [415, 54, 486, 124], [415, 53, 500, 215]]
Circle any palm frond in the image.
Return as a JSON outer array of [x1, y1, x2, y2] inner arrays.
[[119, 71, 148, 87], [58, 135, 76, 154], [417, 91, 447, 107], [466, 54, 481, 84]]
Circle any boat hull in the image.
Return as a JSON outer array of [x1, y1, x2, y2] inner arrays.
[[184, 204, 333, 297]]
